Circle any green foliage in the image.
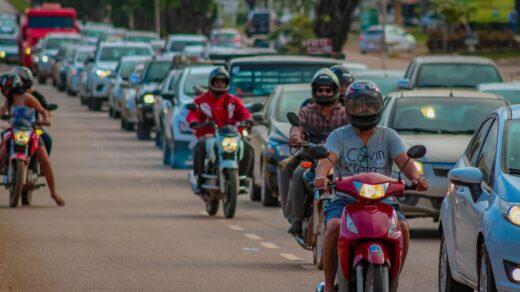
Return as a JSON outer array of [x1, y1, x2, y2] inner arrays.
[[270, 15, 316, 54], [7, 0, 29, 13], [431, 0, 469, 25]]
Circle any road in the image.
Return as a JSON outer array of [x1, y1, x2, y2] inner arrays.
[[0, 70, 440, 291]]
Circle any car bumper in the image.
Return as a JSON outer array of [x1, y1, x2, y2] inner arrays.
[[91, 76, 112, 99], [37, 61, 54, 77]]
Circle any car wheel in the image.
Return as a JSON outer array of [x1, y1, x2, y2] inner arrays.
[[261, 163, 279, 207], [162, 132, 173, 166], [439, 234, 473, 292], [479, 243, 497, 292], [136, 122, 151, 140]]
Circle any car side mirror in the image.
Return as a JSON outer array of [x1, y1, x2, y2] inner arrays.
[[308, 145, 329, 160], [86, 56, 95, 64], [185, 103, 197, 111], [287, 112, 301, 127], [252, 112, 266, 126], [162, 92, 176, 101], [47, 104, 58, 111], [397, 79, 411, 90], [448, 167, 483, 201], [407, 145, 426, 159]]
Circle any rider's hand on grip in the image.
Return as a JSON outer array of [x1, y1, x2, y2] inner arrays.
[[288, 136, 301, 146], [411, 176, 429, 191], [189, 121, 201, 129], [313, 176, 328, 189]]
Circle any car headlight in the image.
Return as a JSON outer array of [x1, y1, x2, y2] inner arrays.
[[502, 201, 520, 227], [14, 129, 31, 145], [0, 51, 5, 58], [345, 213, 358, 234], [143, 94, 155, 104], [33, 56, 39, 63], [96, 69, 111, 78], [41, 55, 48, 63], [356, 182, 388, 200], [276, 144, 291, 157], [222, 137, 238, 153], [414, 160, 424, 175], [24, 47, 31, 55]]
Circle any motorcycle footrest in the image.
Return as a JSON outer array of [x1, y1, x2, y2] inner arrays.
[[201, 184, 219, 190], [202, 174, 218, 179]]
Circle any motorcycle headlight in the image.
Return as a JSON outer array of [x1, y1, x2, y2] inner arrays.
[[14, 129, 31, 145], [222, 137, 238, 153], [413, 160, 424, 175], [345, 213, 358, 234], [357, 183, 388, 200], [143, 94, 156, 104], [96, 69, 111, 78]]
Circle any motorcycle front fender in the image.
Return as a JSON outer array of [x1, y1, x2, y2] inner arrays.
[[10, 153, 28, 162], [352, 242, 391, 267]]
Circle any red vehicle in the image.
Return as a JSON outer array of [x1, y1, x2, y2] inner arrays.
[[18, 3, 79, 67], [310, 144, 425, 292]]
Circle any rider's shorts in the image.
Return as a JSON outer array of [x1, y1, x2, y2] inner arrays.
[[324, 195, 406, 225]]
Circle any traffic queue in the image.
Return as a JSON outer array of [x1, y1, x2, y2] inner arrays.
[[1, 5, 520, 292]]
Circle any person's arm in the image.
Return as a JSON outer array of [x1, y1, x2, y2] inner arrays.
[[232, 97, 252, 121], [26, 95, 51, 126], [288, 108, 306, 145], [314, 152, 338, 188]]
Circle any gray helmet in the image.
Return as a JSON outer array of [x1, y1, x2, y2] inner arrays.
[[344, 80, 384, 131], [330, 65, 355, 88], [12, 66, 33, 91], [208, 66, 230, 93], [311, 68, 340, 106]]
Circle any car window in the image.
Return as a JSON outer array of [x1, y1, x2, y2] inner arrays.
[[183, 71, 211, 97], [404, 62, 416, 79], [46, 38, 81, 50], [99, 46, 152, 61], [142, 61, 172, 83], [476, 120, 498, 184], [76, 51, 91, 63], [169, 40, 207, 53], [481, 89, 520, 105], [275, 90, 311, 122], [0, 38, 16, 46], [505, 120, 520, 173], [167, 72, 181, 91], [466, 118, 494, 166], [416, 64, 502, 88]]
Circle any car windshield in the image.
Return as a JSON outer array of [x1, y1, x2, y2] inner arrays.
[[127, 35, 158, 42], [0, 38, 16, 45], [84, 29, 105, 38], [354, 73, 402, 95], [142, 61, 172, 83], [168, 73, 180, 91], [77, 51, 91, 63], [120, 60, 146, 79], [229, 63, 334, 97], [276, 90, 311, 122], [46, 38, 81, 50], [506, 120, 520, 173], [482, 89, 520, 105], [183, 72, 211, 97], [99, 46, 152, 61], [391, 97, 506, 134], [170, 40, 207, 52], [65, 48, 77, 61], [28, 16, 74, 28], [416, 64, 502, 88]]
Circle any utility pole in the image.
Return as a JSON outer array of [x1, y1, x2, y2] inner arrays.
[[154, 0, 161, 36], [381, 0, 387, 70]]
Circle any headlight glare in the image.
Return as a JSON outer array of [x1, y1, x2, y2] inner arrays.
[[359, 183, 387, 200], [41, 55, 48, 63], [14, 129, 31, 145], [221, 137, 238, 153], [96, 69, 111, 78], [413, 160, 424, 175], [143, 94, 155, 104]]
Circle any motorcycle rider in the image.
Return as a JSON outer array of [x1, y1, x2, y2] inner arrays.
[[329, 65, 355, 103], [186, 66, 255, 194], [0, 74, 65, 206], [313, 80, 428, 292], [11, 66, 53, 154], [284, 68, 349, 234]]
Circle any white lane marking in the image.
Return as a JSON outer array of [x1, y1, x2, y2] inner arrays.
[[280, 253, 304, 261], [243, 233, 262, 240], [228, 225, 244, 231], [241, 247, 259, 252], [260, 242, 279, 249]]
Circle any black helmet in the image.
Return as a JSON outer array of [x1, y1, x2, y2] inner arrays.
[[330, 65, 355, 88], [344, 80, 384, 131], [1, 73, 24, 98], [208, 66, 230, 93], [311, 68, 340, 106], [11, 66, 33, 91]]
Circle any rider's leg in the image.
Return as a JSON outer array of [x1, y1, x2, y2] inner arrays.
[[277, 156, 299, 219], [239, 141, 254, 177], [287, 166, 308, 234], [323, 218, 341, 292], [41, 131, 52, 155], [192, 138, 207, 189], [36, 146, 64, 206]]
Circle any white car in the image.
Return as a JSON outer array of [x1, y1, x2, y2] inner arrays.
[[359, 24, 416, 54], [163, 34, 209, 58]]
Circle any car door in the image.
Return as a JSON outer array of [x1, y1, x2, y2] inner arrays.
[[454, 118, 497, 280], [450, 117, 493, 273], [251, 89, 276, 185]]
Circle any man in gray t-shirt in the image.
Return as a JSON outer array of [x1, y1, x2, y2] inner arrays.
[[314, 81, 429, 292]]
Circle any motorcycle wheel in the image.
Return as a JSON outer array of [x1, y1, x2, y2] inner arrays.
[[364, 264, 389, 292], [9, 160, 26, 208], [206, 199, 219, 216], [21, 190, 32, 206], [314, 219, 325, 270], [222, 169, 238, 219], [336, 259, 349, 292]]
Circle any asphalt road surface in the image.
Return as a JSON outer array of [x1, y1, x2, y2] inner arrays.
[[0, 68, 440, 292]]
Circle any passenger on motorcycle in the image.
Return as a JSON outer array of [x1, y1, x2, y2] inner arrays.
[[11, 66, 53, 154], [283, 68, 349, 234], [186, 66, 255, 194], [314, 80, 428, 292], [0, 74, 65, 206], [329, 65, 355, 103]]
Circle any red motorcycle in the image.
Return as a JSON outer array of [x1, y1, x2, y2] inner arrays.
[[310, 144, 426, 292]]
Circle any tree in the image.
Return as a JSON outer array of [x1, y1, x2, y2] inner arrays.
[[270, 15, 315, 54], [431, 0, 469, 52], [314, 0, 361, 53]]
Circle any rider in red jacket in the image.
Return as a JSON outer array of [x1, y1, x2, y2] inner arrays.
[[186, 66, 254, 193]]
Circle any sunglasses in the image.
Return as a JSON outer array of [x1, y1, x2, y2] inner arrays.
[[317, 87, 333, 94]]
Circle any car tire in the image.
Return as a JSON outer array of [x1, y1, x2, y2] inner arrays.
[[261, 169, 279, 207], [155, 130, 163, 148], [439, 234, 473, 292], [249, 177, 261, 202], [90, 99, 102, 111], [162, 133, 173, 166], [136, 122, 151, 140], [479, 243, 497, 292], [114, 110, 121, 119], [108, 106, 114, 118]]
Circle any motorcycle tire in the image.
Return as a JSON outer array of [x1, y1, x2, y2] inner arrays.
[[364, 264, 389, 292], [314, 219, 325, 270], [9, 160, 26, 208], [336, 258, 349, 292], [21, 190, 32, 206], [223, 169, 238, 219], [206, 200, 219, 216]]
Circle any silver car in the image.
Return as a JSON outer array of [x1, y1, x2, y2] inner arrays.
[[65, 46, 95, 96], [381, 89, 508, 220], [0, 34, 18, 64], [82, 41, 154, 111]]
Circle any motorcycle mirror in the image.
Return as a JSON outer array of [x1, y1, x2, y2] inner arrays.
[[407, 145, 426, 159], [47, 104, 58, 111], [185, 103, 197, 111], [308, 145, 329, 160], [287, 112, 301, 127]]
